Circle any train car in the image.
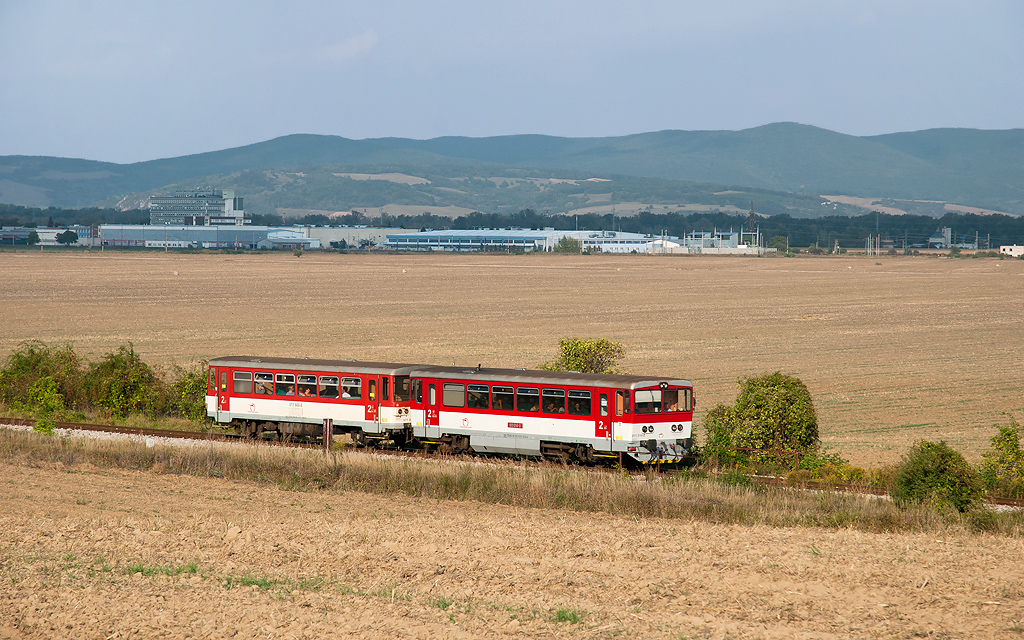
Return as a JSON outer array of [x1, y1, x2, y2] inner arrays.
[[406, 365, 694, 465], [206, 356, 418, 441]]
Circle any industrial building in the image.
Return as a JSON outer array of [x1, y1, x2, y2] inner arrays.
[[149, 189, 248, 226], [0, 225, 97, 247], [384, 227, 772, 254], [385, 229, 664, 252], [97, 225, 414, 250]]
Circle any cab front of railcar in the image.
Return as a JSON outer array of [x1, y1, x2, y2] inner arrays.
[[612, 381, 694, 465]]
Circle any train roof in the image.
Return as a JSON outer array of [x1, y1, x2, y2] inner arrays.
[[406, 365, 692, 390], [208, 357, 692, 389], [208, 356, 420, 376]]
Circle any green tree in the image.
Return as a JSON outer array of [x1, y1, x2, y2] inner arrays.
[[26, 230, 40, 246], [767, 235, 789, 252], [84, 344, 164, 418], [702, 372, 819, 464], [552, 236, 581, 253], [55, 230, 79, 246], [893, 440, 982, 512], [539, 338, 625, 374], [979, 415, 1024, 498]]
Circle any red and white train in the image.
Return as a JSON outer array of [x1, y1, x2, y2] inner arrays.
[[206, 356, 695, 466]]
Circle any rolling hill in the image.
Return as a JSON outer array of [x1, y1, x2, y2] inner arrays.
[[0, 123, 1021, 217]]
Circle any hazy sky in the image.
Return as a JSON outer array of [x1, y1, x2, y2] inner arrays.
[[1, 1, 1021, 163]]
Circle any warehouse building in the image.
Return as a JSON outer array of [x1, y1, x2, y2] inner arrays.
[[384, 229, 664, 252]]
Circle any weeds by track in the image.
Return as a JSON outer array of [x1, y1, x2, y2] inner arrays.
[[6, 416, 1024, 510]]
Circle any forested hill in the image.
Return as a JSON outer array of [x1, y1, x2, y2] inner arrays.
[[1, 123, 1022, 215]]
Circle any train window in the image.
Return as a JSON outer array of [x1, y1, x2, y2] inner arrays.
[[662, 388, 691, 412], [208, 368, 215, 392], [542, 389, 566, 414], [428, 384, 436, 405], [255, 372, 273, 395], [220, 372, 227, 393], [395, 376, 410, 402], [491, 385, 514, 410], [634, 389, 662, 413], [516, 387, 540, 413], [442, 383, 465, 407], [382, 377, 390, 402], [682, 388, 693, 411], [599, 393, 609, 417], [467, 384, 489, 409], [275, 374, 295, 396], [341, 377, 362, 399], [319, 376, 339, 398], [297, 375, 317, 398], [412, 379, 423, 404], [233, 371, 253, 394], [624, 390, 631, 414], [368, 379, 376, 401], [568, 390, 592, 416]]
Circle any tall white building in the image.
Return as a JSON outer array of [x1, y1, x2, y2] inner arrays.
[[149, 189, 248, 226]]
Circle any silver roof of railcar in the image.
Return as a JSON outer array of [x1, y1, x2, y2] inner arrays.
[[208, 357, 691, 389], [208, 356, 420, 376], [406, 365, 692, 390]]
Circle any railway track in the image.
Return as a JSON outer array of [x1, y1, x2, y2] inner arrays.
[[5, 417, 1023, 508]]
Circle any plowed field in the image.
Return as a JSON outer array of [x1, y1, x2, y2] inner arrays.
[[3, 460, 1024, 639], [1, 250, 1021, 465]]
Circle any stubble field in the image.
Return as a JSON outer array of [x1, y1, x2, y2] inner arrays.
[[2, 249, 1024, 638], [1, 250, 1020, 466]]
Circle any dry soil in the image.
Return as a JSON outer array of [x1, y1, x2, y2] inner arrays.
[[3, 459, 1024, 639]]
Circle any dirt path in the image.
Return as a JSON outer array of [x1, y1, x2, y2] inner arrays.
[[2, 461, 1023, 639]]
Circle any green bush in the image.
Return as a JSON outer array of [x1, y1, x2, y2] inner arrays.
[[702, 371, 819, 468], [552, 236, 582, 253], [27, 376, 65, 417], [83, 344, 165, 418], [539, 337, 625, 374], [979, 415, 1024, 498], [0, 340, 83, 409], [169, 361, 209, 422], [892, 440, 982, 513]]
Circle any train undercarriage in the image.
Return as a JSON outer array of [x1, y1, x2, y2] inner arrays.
[[226, 418, 693, 468]]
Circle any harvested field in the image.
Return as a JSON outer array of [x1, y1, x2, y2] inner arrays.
[[1, 250, 1022, 466], [4, 457, 1024, 639]]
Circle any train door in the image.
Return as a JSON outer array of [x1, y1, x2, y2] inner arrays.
[[410, 378, 426, 436], [611, 389, 626, 444], [217, 368, 229, 421], [425, 380, 440, 438], [364, 377, 379, 432], [595, 390, 610, 440]]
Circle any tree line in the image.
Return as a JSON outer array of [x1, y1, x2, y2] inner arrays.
[[3, 203, 1023, 248]]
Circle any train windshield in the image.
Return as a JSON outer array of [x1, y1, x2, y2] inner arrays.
[[635, 387, 692, 413]]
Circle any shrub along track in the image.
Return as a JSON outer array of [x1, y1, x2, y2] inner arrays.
[[8, 417, 1023, 508]]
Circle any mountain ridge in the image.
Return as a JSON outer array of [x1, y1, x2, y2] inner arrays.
[[1, 123, 1021, 217]]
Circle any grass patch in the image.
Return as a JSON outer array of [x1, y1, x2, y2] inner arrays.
[[2, 426, 1024, 536], [125, 561, 198, 577], [553, 607, 583, 623]]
